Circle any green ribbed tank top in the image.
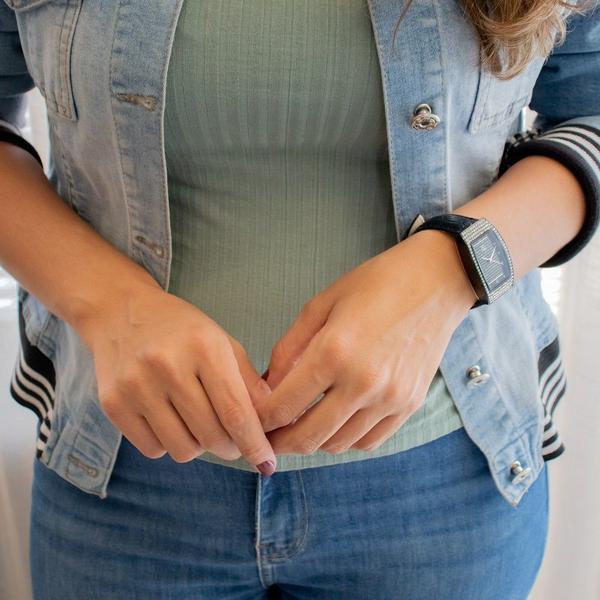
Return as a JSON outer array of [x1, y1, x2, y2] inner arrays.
[[164, 0, 464, 472]]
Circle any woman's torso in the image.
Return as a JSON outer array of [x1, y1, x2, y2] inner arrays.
[[3, 0, 560, 505], [164, 0, 464, 472]]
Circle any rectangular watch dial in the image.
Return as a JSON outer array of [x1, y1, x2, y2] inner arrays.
[[471, 231, 512, 293]]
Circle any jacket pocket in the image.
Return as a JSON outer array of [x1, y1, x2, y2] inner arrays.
[[467, 54, 546, 134], [3, 0, 82, 120]]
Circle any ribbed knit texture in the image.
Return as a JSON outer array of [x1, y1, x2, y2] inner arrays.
[[164, 0, 464, 472]]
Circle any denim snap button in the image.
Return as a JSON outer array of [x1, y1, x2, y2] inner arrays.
[[410, 103, 440, 130], [466, 364, 490, 387], [134, 234, 165, 257], [510, 460, 532, 484]]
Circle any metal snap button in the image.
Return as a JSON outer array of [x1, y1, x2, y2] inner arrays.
[[410, 103, 440, 130], [134, 234, 165, 257], [67, 453, 100, 478], [510, 460, 532, 484], [466, 364, 490, 387]]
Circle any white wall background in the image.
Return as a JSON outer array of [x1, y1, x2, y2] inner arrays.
[[0, 93, 598, 600]]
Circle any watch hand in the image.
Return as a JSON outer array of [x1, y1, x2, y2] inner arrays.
[[482, 247, 497, 262], [482, 247, 504, 266]]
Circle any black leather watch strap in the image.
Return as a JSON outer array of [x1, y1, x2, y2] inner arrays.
[[412, 214, 478, 237]]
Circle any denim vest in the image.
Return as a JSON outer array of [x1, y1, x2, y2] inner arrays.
[[3, 0, 599, 507]]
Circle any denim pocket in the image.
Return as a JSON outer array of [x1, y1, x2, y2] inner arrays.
[[467, 53, 546, 134], [4, 0, 83, 120]]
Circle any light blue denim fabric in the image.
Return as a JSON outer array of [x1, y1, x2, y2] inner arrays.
[[0, 0, 599, 507], [30, 426, 549, 600]]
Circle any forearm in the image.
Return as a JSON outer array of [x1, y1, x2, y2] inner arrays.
[[0, 141, 161, 344], [452, 155, 587, 281]]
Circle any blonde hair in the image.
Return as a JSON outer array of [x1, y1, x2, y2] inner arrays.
[[393, 0, 599, 80]]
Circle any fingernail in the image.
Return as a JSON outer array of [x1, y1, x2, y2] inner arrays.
[[261, 368, 269, 380], [255, 459, 276, 477]]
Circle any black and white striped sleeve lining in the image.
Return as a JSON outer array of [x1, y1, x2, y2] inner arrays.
[[498, 122, 600, 268], [538, 334, 567, 461]]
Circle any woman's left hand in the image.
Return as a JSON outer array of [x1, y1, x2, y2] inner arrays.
[[254, 228, 479, 456]]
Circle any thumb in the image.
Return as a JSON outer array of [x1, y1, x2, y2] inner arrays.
[[264, 293, 334, 390]]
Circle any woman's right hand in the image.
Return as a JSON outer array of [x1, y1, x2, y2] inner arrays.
[[76, 280, 277, 473], [0, 139, 276, 471]]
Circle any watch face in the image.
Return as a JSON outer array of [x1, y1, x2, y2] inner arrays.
[[470, 230, 512, 294]]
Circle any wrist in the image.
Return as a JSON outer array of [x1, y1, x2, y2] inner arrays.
[[70, 272, 162, 350], [408, 228, 479, 316]]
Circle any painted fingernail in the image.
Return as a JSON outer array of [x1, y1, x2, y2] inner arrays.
[[261, 368, 269, 380], [256, 459, 276, 477]]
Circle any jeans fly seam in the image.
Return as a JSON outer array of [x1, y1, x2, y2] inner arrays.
[[254, 474, 269, 589]]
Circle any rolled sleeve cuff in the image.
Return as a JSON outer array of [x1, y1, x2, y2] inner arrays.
[[498, 118, 600, 268], [0, 119, 43, 169]]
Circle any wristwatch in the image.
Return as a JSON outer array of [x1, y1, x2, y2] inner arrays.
[[407, 213, 514, 307]]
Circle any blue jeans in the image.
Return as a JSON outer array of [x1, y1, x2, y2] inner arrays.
[[30, 427, 549, 599]]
